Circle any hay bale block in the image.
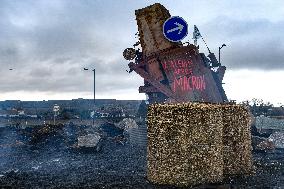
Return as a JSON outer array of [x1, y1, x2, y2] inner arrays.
[[221, 104, 253, 176], [147, 102, 223, 186]]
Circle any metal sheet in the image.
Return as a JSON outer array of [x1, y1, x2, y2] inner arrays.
[[135, 3, 180, 57], [157, 46, 225, 103]]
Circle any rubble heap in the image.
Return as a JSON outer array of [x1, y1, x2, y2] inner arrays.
[[147, 102, 252, 187], [29, 124, 65, 144]]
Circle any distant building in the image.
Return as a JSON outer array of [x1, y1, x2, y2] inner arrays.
[[0, 99, 142, 120], [0, 111, 7, 118], [18, 110, 25, 115]]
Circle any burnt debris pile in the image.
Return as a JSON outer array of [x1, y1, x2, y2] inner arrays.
[[13, 118, 140, 151]]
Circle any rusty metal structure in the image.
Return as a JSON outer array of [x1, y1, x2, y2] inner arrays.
[[124, 3, 228, 104]]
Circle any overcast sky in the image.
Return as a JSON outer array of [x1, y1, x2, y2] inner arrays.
[[0, 0, 283, 105]]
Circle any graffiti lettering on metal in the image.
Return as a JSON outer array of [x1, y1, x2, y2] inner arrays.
[[162, 59, 193, 75], [173, 75, 206, 92], [161, 59, 206, 93]]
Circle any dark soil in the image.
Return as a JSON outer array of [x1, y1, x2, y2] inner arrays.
[[1, 126, 284, 188]]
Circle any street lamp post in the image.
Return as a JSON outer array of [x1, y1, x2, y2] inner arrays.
[[218, 44, 226, 64], [92, 69, 95, 126], [93, 69, 95, 106], [84, 68, 96, 126]]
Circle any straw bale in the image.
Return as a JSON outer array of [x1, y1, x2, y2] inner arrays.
[[147, 102, 253, 186], [221, 104, 253, 176], [147, 102, 223, 186]]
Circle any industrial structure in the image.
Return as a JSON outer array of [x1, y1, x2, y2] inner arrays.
[[123, 3, 228, 104]]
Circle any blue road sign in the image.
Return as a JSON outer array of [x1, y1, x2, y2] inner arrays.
[[163, 16, 188, 42]]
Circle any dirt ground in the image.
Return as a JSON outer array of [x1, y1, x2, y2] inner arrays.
[[1, 126, 284, 189]]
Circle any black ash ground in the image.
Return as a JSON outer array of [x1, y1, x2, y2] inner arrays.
[[0, 126, 284, 188]]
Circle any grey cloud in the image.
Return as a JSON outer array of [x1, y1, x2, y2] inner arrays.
[[29, 68, 52, 78], [0, 0, 283, 97], [200, 17, 284, 70], [0, 0, 139, 95], [0, 54, 138, 94]]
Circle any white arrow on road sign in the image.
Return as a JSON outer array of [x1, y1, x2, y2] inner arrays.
[[163, 16, 188, 42], [166, 22, 184, 34]]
